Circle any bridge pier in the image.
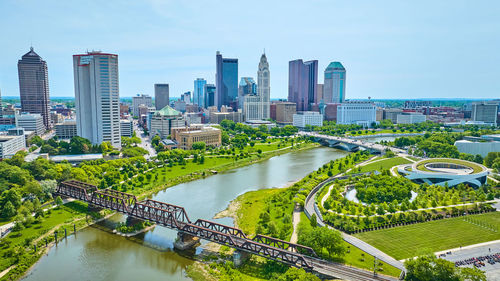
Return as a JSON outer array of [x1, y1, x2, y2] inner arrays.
[[233, 250, 250, 267], [173, 232, 199, 250]]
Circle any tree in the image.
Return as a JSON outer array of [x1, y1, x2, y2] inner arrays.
[[310, 213, 317, 227], [1, 201, 17, 218], [298, 227, 346, 259], [192, 141, 206, 151], [277, 267, 321, 281], [405, 253, 486, 281], [55, 196, 63, 207]]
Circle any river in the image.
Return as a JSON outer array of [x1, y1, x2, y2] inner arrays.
[[23, 147, 349, 281]]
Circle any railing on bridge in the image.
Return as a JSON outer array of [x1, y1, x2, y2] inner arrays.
[[55, 180, 315, 270]]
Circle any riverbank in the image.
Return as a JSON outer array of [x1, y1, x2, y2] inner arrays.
[[0, 142, 319, 281], [135, 141, 319, 200]]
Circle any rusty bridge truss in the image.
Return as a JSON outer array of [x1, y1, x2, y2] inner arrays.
[[56, 180, 317, 269]]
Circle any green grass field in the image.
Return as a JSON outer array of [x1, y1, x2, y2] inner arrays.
[[354, 212, 500, 260], [354, 157, 412, 173]]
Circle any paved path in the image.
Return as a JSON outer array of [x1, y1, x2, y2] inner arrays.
[[290, 208, 301, 244], [133, 121, 156, 159]]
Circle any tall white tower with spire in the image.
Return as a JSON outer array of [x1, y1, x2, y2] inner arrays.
[[257, 52, 270, 119]]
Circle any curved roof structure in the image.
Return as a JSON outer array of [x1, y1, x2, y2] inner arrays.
[[398, 158, 488, 187]]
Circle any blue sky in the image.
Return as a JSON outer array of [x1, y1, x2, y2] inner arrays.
[[0, 0, 499, 99]]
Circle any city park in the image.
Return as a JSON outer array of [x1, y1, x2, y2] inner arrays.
[[0, 121, 499, 280]]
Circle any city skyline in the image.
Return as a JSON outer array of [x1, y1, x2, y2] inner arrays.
[[0, 1, 499, 100]]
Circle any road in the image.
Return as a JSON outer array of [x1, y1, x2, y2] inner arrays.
[[133, 120, 156, 159], [303, 157, 407, 273]]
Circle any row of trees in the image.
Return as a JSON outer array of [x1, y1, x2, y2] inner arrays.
[[31, 136, 113, 155]]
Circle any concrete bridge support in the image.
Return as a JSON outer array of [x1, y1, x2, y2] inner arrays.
[[173, 232, 200, 250], [233, 250, 250, 267]]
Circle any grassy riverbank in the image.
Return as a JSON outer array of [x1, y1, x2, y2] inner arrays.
[[0, 141, 318, 280]]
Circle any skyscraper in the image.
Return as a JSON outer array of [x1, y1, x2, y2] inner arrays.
[[18, 47, 51, 129], [73, 51, 121, 148], [132, 94, 152, 117], [288, 59, 318, 112], [154, 84, 169, 110], [204, 84, 216, 108], [193, 78, 207, 107], [238, 77, 257, 109], [257, 53, 271, 119], [215, 51, 238, 109], [324, 62, 346, 103]]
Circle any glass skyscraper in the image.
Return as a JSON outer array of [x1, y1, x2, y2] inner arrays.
[[288, 59, 318, 111], [18, 47, 51, 130], [215, 51, 238, 109], [324, 62, 346, 103], [193, 78, 207, 107], [204, 84, 216, 108]]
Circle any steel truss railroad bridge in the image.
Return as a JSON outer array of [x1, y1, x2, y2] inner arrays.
[[56, 180, 397, 281]]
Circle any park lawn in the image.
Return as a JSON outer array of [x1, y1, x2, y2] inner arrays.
[[233, 188, 283, 235], [355, 157, 412, 173], [354, 212, 500, 260], [297, 213, 401, 277], [406, 156, 420, 162], [416, 158, 484, 173]]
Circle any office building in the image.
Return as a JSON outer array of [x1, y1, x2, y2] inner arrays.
[[215, 51, 238, 109], [204, 84, 216, 108], [73, 51, 121, 148], [182, 92, 191, 104], [0, 133, 26, 159], [15, 113, 45, 135], [324, 103, 340, 121], [154, 84, 169, 110], [18, 47, 51, 129], [132, 94, 153, 117], [171, 125, 221, 150], [383, 108, 403, 123], [193, 78, 207, 107], [150, 105, 184, 139], [293, 111, 324, 128], [397, 113, 426, 124], [275, 102, 297, 124], [257, 53, 271, 119], [472, 101, 499, 125], [288, 59, 318, 111], [209, 111, 242, 124], [337, 102, 376, 127], [323, 62, 346, 103], [455, 139, 500, 157], [316, 84, 324, 104], [238, 77, 257, 108], [55, 120, 77, 139], [120, 119, 133, 137]]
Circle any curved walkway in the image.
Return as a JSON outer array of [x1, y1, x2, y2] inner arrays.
[[304, 158, 406, 272]]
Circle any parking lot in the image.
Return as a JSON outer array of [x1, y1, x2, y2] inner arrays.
[[439, 241, 500, 281]]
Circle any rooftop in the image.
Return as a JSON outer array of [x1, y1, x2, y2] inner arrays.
[[155, 105, 180, 116], [326, 61, 345, 70]]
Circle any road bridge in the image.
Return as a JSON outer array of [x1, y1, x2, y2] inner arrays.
[[56, 180, 398, 281], [299, 132, 406, 154]]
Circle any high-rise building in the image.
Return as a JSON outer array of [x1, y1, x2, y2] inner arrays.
[[193, 78, 207, 107], [238, 77, 257, 108], [182, 92, 191, 104], [204, 84, 216, 108], [275, 102, 297, 124], [337, 101, 376, 127], [316, 84, 324, 104], [472, 101, 499, 125], [288, 59, 318, 111], [154, 84, 169, 110], [15, 113, 45, 135], [132, 94, 153, 117], [257, 53, 271, 119], [323, 62, 346, 103], [215, 51, 238, 109], [18, 47, 51, 129], [73, 51, 121, 148]]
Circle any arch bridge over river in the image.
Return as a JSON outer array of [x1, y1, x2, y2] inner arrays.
[[56, 180, 398, 281]]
